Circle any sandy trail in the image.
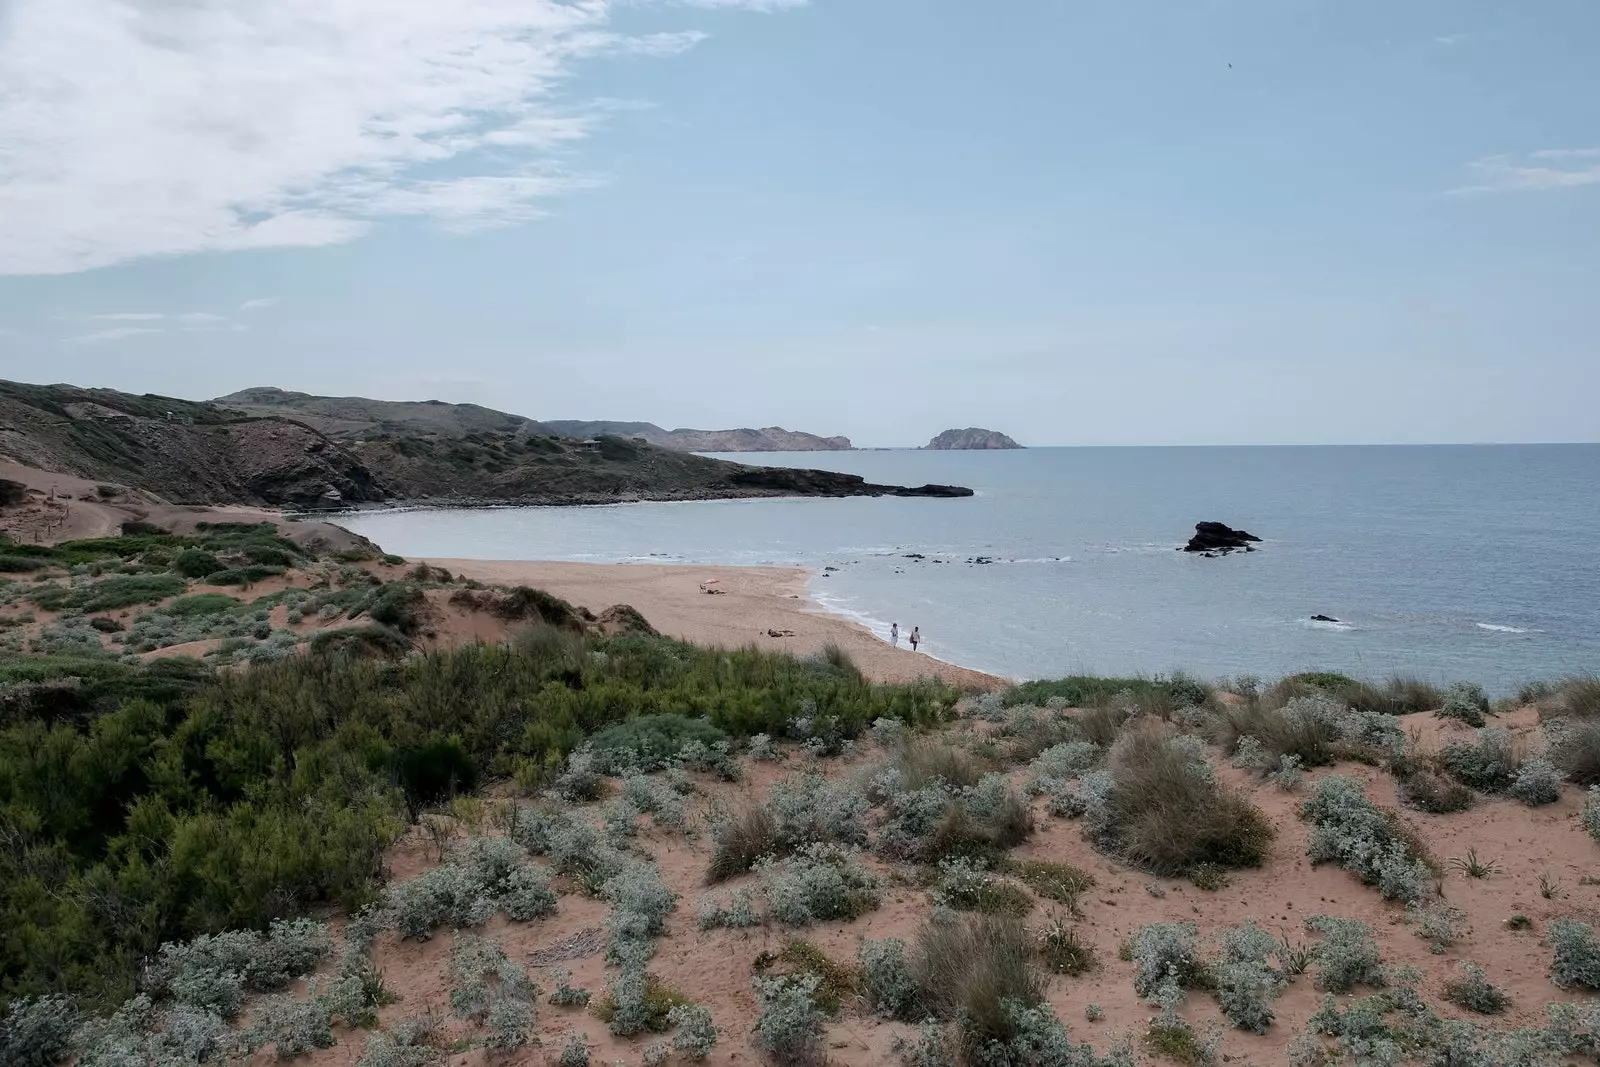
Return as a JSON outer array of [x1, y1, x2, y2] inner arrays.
[[425, 558, 1005, 691]]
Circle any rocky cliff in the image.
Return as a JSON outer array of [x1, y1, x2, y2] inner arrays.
[[925, 427, 1023, 450]]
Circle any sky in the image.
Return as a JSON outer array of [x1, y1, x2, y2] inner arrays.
[[0, 0, 1597, 447]]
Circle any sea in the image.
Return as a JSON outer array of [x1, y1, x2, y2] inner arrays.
[[335, 445, 1600, 695]]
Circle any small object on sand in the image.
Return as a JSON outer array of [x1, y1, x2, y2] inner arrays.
[[1311, 614, 1339, 623], [765, 628, 796, 638]]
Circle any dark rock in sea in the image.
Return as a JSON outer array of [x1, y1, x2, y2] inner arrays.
[[967, 556, 996, 565], [1311, 614, 1339, 623], [1181, 521, 1262, 555], [725, 468, 974, 499], [904, 553, 926, 560]]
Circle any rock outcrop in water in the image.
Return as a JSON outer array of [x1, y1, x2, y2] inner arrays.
[[1181, 521, 1261, 555], [924, 428, 1023, 450]]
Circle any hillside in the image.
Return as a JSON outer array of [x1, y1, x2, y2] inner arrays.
[[926, 427, 1023, 450], [0, 380, 385, 506], [213, 386, 548, 438], [544, 420, 853, 452], [0, 380, 967, 510], [215, 389, 853, 452]]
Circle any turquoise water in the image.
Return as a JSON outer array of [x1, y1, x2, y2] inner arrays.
[[336, 445, 1600, 693]]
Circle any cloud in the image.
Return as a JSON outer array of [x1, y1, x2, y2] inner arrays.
[[90, 312, 166, 322], [64, 326, 164, 344], [1450, 149, 1600, 195], [240, 298, 280, 311], [0, 0, 799, 276], [1433, 34, 1467, 46]]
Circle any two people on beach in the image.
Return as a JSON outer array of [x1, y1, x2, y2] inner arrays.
[[890, 622, 920, 652]]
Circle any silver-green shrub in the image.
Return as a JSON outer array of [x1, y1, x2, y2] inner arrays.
[[858, 938, 918, 1019], [1305, 915, 1385, 992], [758, 842, 881, 926], [750, 974, 826, 1063], [668, 1003, 719, 1060]]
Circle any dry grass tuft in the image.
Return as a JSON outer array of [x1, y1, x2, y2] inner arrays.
[[1095, 721, 1273, 876], [706, 804, 778, 883], [911, 915, 1043, 1061]]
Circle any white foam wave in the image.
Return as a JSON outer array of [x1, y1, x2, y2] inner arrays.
[[1477, 622, 1536, 634], [1304, 618, 1355, 632]]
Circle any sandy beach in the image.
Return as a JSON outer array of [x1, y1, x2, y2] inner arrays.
[[425, 557, 1006, 690]]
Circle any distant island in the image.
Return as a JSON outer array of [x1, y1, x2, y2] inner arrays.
[[924, 427, 1023, 450], [541, 422, 852, 453]]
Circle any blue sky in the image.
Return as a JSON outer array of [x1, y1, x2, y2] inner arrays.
[[1, 0, 1596, 446]]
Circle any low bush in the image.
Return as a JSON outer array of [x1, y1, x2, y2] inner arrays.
[[171, 548, 225, 578], [908, 915, 1049, 1063], [750, 974, 826, 1066], [1395, 766, 1475, 814], [0, 995, 76, 1067], [29, 573, 186, 613], [1035, 913, 1097, 976], [556, 1030, 590, 1067], [1583, 787, 1600, 844], [1442, 963, 1510, 1015], [588, 713, 730, 772], [1438, 682, 1490, 727], [1129, 922, 1207, 1000], [1549, 918, 1600, 990], [668, 1002, 719, 1061], [1088, 722, 1272, 877], [1548, 718, 1600, 786], [388, 836, 555, 939], [878, 772, 1032, 863], [368, 582, 427, 635], [1304, 915, 1384, 992], [1406, 899, 1470, 953], [1439, 727, 1521, 792], [1005, 673, 1210, 713], [753, 938, 858, 1014], [932, 856, 1034, 916], [1509, 756, 1563, 805], [697, 888, 759, 930], [593, 969, 690, 1036], [1214, 695, 1345, 769], [1212, 922, 1287, 1033], [758, 843, 881, 926], [1301, 775, 1434, 903], [859, 938, 918, 1019], [1002, 857, 1095, 908], [447, 934, 537, 1028]]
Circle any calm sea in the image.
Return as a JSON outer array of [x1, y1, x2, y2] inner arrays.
[[336, 446, 1600, 694]]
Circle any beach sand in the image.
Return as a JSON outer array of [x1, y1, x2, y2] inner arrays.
[[425, 557, 1006, 690]]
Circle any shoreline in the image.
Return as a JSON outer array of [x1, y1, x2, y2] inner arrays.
[[423, 557, 1008, 691]]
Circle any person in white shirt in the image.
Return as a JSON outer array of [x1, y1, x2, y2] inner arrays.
[[889, 622, 900, 646]]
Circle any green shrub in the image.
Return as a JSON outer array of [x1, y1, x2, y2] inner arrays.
[[751, 974, 826, 1065], [1439, 728, 1521, 792], [1001, 857, 1095, 907], [668, 1002, 718, 1061], [171, 549, 225, 578], [758, 843, 880, 926], [588, 713, 729, 772], [1549, 918, 1600, 990], [1438, 682, 1490, 727], [28, 573, 185, 613], [1211, 922, 1286, 1033], [859, 938, 918, 1019], [933, 857, 1034, 916], [1442, 963, 1510, 1015], [368, 582, 427, 634], [1305, 915, 1384, 992], [1005, 673, 1209, 712], [163, 592, 245, 617], [0, 555, 49, 573]]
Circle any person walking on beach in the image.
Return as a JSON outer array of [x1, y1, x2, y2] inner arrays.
[[909, 626, 920, 652], [890, 622, 899, 647]]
